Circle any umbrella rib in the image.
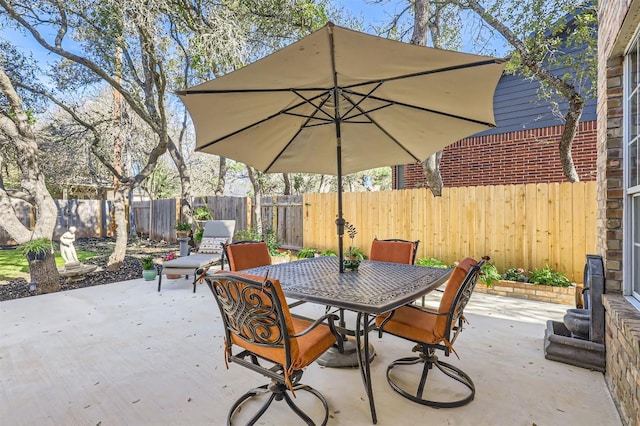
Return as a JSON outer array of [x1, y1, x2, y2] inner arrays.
[[176, 60, 504, 96], [264, 96, 332, 173], [338, 58, 506, 91], [341, 93, 421, 163], [359, 92, 496, 128], [177, 87, 336, 95], [196, 91, 333, 151]]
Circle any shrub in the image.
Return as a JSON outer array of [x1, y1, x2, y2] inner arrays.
[[528, 265, 571, 287], [502, 268, 528, 282], [234, 227, 261, 241], [321, 249, 337, 257], [20, 238, 52, 257], [296, 248, 316, 259], [193, 207, 213, 221], [416, 257, 449, 268], [480, 262, 501, 287]]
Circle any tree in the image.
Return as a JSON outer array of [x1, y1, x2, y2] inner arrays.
[[0, 49, 60, 292], [380, 0, 463, 195], [381, 0, 595, 186], [448, 0, 596, 182]]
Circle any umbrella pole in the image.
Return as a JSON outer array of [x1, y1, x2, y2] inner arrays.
[[336, 144, 345, 273]]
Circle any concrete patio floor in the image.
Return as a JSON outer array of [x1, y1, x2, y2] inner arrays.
[[0, 276, 621, 426]]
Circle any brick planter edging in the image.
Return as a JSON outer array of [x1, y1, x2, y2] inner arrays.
[[475, 280, 577, 305]]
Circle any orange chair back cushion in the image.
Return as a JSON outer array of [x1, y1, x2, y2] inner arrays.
[[214, 271, 334, 372], [226, 242, 272, 271], [370, 240, 415, 264], [434, 257, 477, 334]]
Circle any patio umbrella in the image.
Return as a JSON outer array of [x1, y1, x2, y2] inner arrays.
[[177, 22, 506, 272]]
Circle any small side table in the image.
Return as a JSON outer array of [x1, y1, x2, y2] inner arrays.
[[177, 237, 191, 257]]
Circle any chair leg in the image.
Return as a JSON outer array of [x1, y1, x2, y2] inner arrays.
[[386, 350, 475, 408], [228, 381, 329, 426]]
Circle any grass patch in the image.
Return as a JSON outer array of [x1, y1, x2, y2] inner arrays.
[[0, 249, 96, 281]]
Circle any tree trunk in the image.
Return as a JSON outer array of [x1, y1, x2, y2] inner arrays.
[[107, 185, 130, 270], [215, 157, 227, 195], [283, 173, 291, 195], [166, 138, 193, 219], [422, 151, 444, 196], [28, 251, 60, 294], [0, 66, 58, 244], [411, 0, 444, 196], [559, 96, 584, 182], [247, 167, 263, 233]]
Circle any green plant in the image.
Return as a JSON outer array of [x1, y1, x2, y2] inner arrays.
[[480, 262, 501, 287], [263, 228, 282, 255], [175, 222, 191, 231], [20, 238, 52, 257], [234, 227, 261, 241], [528, 265, 571, 287], [416, 257, 450, 268], [502, 268, 528, 282], [193, 207, 213, 221], [194, 229, 204, 243], [296, 248, 317, 259], [321, 249, 337, 257], [345, 246, 366, 260], [141, 255, 155, 270]]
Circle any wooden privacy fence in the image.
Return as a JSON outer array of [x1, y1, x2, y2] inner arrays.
[[261, 195, 303, 249], [1, 199, 112, 245], [303, 182, 597, 283]]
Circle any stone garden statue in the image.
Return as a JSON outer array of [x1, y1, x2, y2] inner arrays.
[[60, 226, 79, 265], [58, 226, 96, 279]]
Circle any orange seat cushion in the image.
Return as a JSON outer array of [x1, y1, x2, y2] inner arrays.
[[376, 257, 478, 345], [231, 316, 336, 369], [214, 271, 336, 371], [369, 240, 415, 264]]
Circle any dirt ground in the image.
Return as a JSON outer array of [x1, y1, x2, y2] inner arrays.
[[0, 237, 177, 302]]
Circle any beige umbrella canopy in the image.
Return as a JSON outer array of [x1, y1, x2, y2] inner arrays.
[[178, 22, 506, 271]]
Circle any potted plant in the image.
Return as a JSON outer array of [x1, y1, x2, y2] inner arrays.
[[175, 222, 191, 238], [20, 237, 53, 262], [162, 252, 181, 279], [141, 255, 157, 281], [343, 221, 362, 270]]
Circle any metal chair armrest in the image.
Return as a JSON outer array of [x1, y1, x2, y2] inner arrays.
[[290, 313, 343, 353]]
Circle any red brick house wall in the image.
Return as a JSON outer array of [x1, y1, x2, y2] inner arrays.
[[394, 120, 597, 188]]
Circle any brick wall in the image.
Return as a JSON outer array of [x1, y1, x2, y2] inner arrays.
[[395, 121, 597, 188], [598, 0, 640, 425]]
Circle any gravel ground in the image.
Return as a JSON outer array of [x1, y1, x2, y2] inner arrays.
[[0, 237, 177, 302]]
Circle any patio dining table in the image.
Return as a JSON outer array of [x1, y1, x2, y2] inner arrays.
[[241, 256, 452, 424]]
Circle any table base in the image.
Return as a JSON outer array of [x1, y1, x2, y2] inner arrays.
[[316, 337, 375, 368]]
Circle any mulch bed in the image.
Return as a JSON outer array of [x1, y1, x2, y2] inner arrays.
[[0, 237, 176, 302]]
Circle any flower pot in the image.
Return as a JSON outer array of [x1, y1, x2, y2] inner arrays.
[[176, 231, 190, 238], [142, 268, 158, 281], [343, 258, 360, 271], [26, 251, 47, 262]]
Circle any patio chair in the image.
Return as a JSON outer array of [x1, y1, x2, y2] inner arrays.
[[369, 238, 420, 265], [223, 240, 271, 271], [157, 220, 235, 293], [205, 272, 342, 425], [375, 256, 486, 408]]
